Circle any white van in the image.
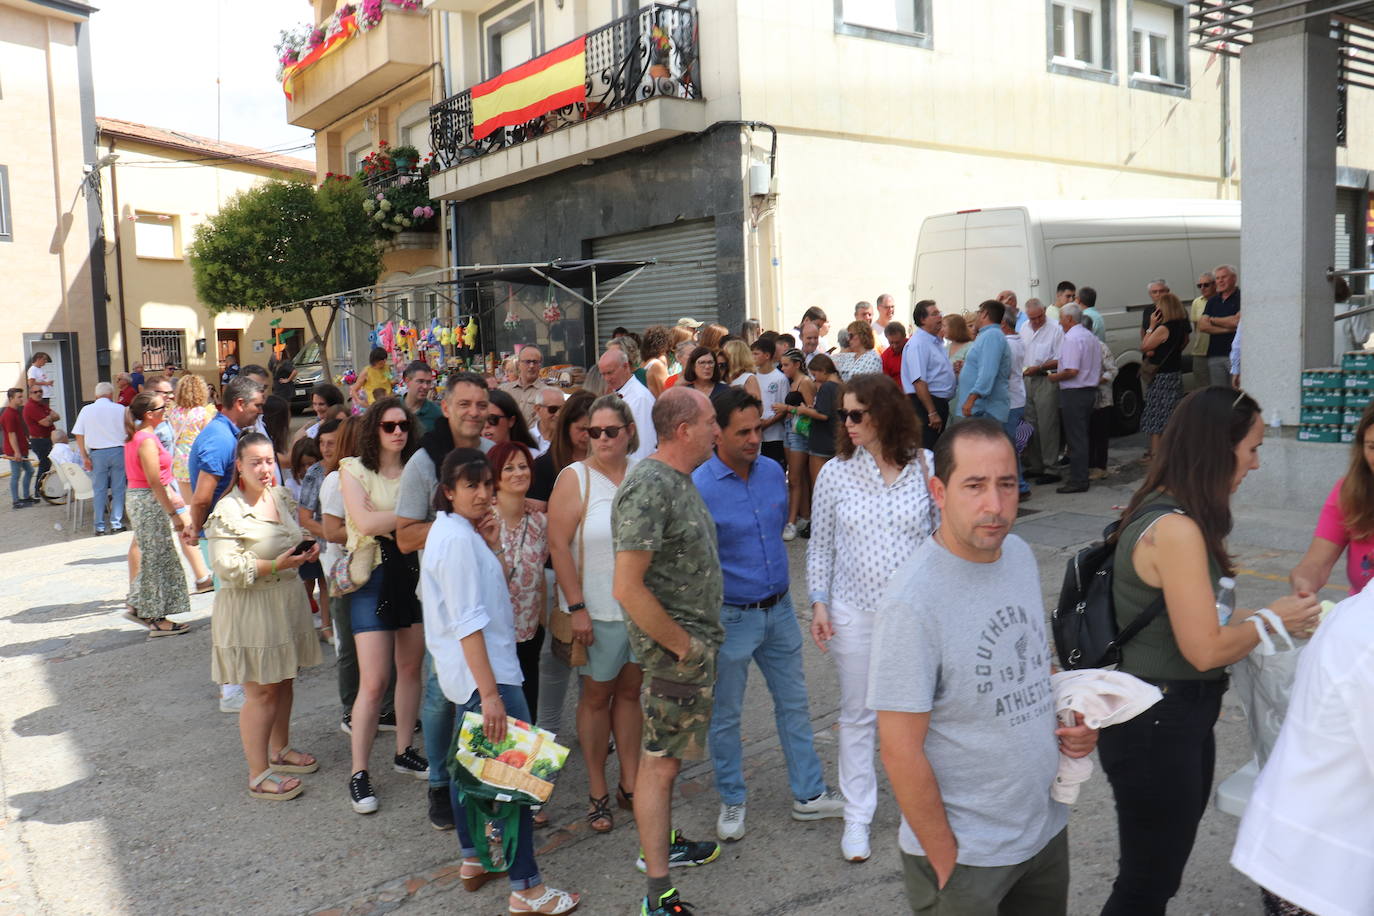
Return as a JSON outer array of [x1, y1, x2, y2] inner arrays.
[[910, 199, 1240, 432]]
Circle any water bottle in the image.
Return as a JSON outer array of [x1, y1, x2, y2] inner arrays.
[[1215, 576, 1236, 626]]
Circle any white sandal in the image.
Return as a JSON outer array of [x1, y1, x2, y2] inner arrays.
[[508, 885, 580, 915], [248, 768, 303, 801]]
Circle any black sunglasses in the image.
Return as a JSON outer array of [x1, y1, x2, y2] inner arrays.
[[587, 425, 625, 439], [1197, 282, 1215, 289], [541, 404, 560, 415], [839, 409, 870, 424], [485, 413, 509, 426], [380, 420, 411, 434]]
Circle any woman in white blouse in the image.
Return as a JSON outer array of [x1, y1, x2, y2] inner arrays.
[[421, 448, 580, 915], [806, 374, 939, 865]]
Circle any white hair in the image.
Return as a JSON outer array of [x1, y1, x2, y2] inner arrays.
[[94, 381, 114, 397], [1215, 264, 1238, 278], [1060, 303, 1083, 323]]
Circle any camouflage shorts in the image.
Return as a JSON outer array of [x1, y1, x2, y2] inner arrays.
[[639, 636, 717, 761]]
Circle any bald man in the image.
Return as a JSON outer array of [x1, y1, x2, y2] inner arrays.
[[531, 386, 564, 457], [501, 344, 552, 427], [599, 346, 657, 461]]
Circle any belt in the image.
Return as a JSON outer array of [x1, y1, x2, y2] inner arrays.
[[1140, 676, 1229, 698], [731, 589, 788, 611]]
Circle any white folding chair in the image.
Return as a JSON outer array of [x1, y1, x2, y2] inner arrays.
[[56, 461, 94, 531]]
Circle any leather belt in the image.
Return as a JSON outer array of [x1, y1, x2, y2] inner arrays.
[[733, 589, 788, 611]]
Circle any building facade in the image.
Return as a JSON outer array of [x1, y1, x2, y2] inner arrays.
[[0, 0, 104, 429], [93, 118, 320, 394]]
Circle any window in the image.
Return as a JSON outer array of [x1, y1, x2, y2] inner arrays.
[[141, 329, 185, 370], [397, 101, 432, 156], [1129, 1, 1188, 93], [345, 130, 372, 175], [835, 0, 932, 47], [0, 165, 10, 242], [133, 212, 178, 259], [484, 3, 537, 78], [1047, 0, 1114, 82]]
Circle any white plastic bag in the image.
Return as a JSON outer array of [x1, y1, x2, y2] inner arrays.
[[1231, 609, 1302, 768]]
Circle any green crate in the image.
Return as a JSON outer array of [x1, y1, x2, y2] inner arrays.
[[1298, 425, 1342, 443], [1302, 407, 1344, 425], [1346, 389, 1373, 409], [1302, 389, 1346, 407], [1302, 370, 1345, 389], [1343, 351, 1374, 372], [1342, 427, 1358, 444], [1345, 371, 1374, 390]]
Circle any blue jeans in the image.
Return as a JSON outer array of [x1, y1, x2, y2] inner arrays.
[[9, 459, 33, 502], [451, 684, 541, 890], [89, 446, 126, 531], [709, 592, 826, 806], [1004, 407, 1029, 493], [423, 653, 455, 789]]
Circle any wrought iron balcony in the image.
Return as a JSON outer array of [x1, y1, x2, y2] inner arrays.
[[428, 4, 701, 171]]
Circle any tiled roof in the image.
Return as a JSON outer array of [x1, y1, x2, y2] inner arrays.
[[94, 116, 316, 175]]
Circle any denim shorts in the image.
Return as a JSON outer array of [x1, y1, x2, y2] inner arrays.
[[349, 568, 421, 633], [785, 425, 808, 453], [576, 618, 638, 683]]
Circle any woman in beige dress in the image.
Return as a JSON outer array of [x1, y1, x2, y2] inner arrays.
[[208, 431, 323, 800]]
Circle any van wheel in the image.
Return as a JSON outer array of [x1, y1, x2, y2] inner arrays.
[[1112, 365, 1143, 436]]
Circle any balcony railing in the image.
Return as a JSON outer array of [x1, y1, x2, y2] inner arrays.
[[429, 4, 700, 170]]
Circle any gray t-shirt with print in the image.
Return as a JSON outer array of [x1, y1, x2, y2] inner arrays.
[[867, 533, 1067, 868]]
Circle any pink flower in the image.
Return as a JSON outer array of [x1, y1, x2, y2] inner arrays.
[[412, 206, 426, 217], [375, 192, 384, 201]]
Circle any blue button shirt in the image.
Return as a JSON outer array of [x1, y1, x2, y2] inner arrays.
[[692, 452, 789, 605], [954, 323, 1012, 422], [187, 411, 240, 508]]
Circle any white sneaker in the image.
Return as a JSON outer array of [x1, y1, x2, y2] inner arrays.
[[782, 523, 797, 541], [841, 822, 870, 862], [792, 787, 845, 821], [716, 803, 747, 842], [218, 691, 245, 714]]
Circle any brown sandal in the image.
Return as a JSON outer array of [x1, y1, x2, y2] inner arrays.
[[269, 747, 319, 774], [461, 858, 501, 892], [248, 768, 302, 801], [587, 794, 613, 833]]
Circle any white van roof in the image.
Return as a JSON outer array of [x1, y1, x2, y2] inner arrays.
[[928, 199, 1240, 223]]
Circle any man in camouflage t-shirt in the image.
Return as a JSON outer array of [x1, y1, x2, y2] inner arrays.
[[612, 387, 724, 916]]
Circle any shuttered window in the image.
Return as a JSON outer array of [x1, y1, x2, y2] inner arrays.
[[590, 219, 718, 349]]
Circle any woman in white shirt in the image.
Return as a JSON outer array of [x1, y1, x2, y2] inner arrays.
[[807, 374, 939, 865], [422, 448, 580, 915]]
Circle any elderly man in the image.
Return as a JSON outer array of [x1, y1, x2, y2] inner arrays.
[[402, 360, 442, 434], [854, 301, 875, 326], [71, 382, 126, 533], [873, 294, 895, 339], [997, 290, 1024, 331], [115, 372, 136, 406], [1077, 287, 1106, 344], [598, 346, 657, 461], [1019, 298, 1064, 485], [1140, 279, 1171, 340], [902, 299, 956, 449], [612, 387, 724, 916], [500, 345, 551, 428], [1186, 273, 1214, 388], [954, 300, 1012, 424], [799, 321, 822, 367], [1047, 303, 1100, 494], [1198, 264, 1241, 388], [531, 387, 563, 457]]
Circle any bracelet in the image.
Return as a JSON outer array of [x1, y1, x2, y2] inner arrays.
[[566, 602, 586, 613], [270, 559, 278, 576], [174, 506, 189, 516]]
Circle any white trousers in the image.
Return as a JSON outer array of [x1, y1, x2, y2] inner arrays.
[[828, 599, 877, 826]]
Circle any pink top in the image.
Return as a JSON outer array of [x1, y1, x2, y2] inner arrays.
[[1314, 478, 1374, 594], [125, 429, 174, 490]]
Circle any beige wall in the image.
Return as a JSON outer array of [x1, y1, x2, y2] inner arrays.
[[0, 3, 98, 406]]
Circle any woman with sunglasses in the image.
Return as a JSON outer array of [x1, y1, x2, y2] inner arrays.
[[422, 449, 581, 914], [122, 391, 192, 636], [807, 374, 938, 864], [208, 432, 323, 800], [780, 348, 816, 540], [485, 389, 539, 450], [340, 397, 426, 814], [548, 393, 642, 834], [681, 345, 729, 400]]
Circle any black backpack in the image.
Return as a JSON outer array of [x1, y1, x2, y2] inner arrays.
[[1053, 502, 1178, 670]]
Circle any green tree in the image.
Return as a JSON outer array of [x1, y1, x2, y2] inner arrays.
[[187, 177, 381, 372]]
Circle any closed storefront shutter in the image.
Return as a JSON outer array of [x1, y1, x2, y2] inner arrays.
[[590, 218, 718, 349]]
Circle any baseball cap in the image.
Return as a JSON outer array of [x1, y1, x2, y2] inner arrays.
[[677, 317, 703, 329]]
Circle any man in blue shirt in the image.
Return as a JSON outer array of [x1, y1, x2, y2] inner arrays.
[[185, 375, 265, 539], [955, 300, 1013, 423], [692, 388, 843, 844], [901, 300, 957, 449]]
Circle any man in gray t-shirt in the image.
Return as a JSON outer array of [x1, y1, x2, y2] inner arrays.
[[869, 419, 1096, 915]]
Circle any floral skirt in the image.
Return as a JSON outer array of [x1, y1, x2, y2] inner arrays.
[[126, 488, 191, 620], [1141, 370, 1185, 436]]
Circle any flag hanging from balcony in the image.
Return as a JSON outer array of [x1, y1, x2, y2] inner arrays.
[[471, 37, 587, 141], [282, 12, 360, 101]]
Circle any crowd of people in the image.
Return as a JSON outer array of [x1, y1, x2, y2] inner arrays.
[[9, 266, 1374, 916]]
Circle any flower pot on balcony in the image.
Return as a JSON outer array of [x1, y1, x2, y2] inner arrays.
[[383, 230, 441, 251]]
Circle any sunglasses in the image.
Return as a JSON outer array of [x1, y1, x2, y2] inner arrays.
[[380, 420, 411, 434], [485, 413, 510, 426], [839, 409, 870, 424], [1197, 282, 1215, 289], [587, 425, 625, 439], [541, 404, 560, 415]]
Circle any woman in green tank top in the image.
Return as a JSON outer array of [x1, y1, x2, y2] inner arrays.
[[1097, 387, 1321, 916]]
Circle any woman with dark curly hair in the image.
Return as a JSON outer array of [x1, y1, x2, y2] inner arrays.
[[339, 396, 425, 814], [806, 373, 937, 864], [635, 325, 672, 396]]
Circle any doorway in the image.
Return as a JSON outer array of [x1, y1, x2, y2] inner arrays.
[[22, 332, 81, 434], [217, 329, 240, 381]]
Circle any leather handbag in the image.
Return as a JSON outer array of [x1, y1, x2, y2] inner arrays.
[[549, 464, 590, 668]]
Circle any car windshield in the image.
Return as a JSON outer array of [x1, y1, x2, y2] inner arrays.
[[296, 341, 320, 366]]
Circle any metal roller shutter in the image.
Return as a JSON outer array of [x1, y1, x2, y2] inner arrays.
[[590, 218, 718, 348]]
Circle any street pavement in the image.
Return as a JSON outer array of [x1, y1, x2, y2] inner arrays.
[[0, 440, 1351, 916]]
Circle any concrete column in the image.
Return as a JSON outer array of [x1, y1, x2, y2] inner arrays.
[[1239, 8, 1337, 423]]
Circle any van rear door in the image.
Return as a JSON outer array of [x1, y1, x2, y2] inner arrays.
[[912, 213, 968, 311], [963, 209, 1031, 309]]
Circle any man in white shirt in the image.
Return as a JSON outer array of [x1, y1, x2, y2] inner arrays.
[[71, 381, 129, 534], [872, 294, 895, 342], [598, 347, 657, 461], [1047, 304, 1101, 494], [1019, 299, 1065, 485], [1001, 311, 1030, 500], [900, 300, 956, 450], [799, 322, 822, 367]]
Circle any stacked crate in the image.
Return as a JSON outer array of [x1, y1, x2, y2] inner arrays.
[[1301, 353, 1374, 443]]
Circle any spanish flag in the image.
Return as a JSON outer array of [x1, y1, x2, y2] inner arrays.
[[471, 38, 587, 141], [283, 13, 360, 101]]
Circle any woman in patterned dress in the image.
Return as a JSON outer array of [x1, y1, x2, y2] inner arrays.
[[122, 392, 192, 636], [488, 440, 550, 719], [167, 373, 216, 589], [834, 320, 883, 382], [806, 374, 939, 864]]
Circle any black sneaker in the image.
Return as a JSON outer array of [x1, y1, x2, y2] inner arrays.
[[11, 501, 25, 510], [377, 710, 397, 732], [641, 888, 695, 915], [635, 829, 721, 872], [22, 497, 40, 505], [427, 785, 454, 830], [340, 712, 352, 735], [393, 745, 429, 780], [349, 770, 379, 814]]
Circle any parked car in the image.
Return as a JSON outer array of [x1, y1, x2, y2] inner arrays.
[[289, 340, 328, 414]]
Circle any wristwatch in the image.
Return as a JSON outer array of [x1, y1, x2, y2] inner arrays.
[[566, 602, 586, 613]]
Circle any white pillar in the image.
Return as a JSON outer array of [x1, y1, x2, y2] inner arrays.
[[1239, 10, 1337, 423]]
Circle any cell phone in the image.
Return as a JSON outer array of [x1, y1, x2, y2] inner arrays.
[[291, 539, 317, 556], [1057, 708, 1078, 728]]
